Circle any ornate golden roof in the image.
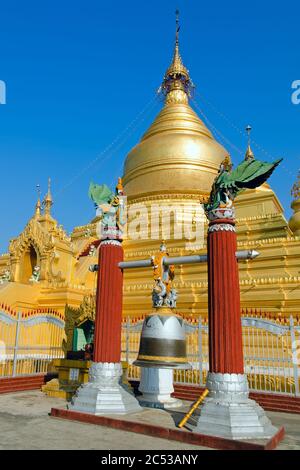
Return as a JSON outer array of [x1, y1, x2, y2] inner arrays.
[[123, 13, 228, 199]]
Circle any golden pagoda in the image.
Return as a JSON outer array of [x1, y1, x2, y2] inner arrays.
[[121, 15, 300, 319], [0, 13, 299, 353]]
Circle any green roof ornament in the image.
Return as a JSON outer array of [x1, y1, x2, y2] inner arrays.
[[205, 154, 282, 214], [88, 183, 114, 207]]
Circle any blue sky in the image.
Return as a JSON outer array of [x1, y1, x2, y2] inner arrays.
[[0, 0, 299, 252]]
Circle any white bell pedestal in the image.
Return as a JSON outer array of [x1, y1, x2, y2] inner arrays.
[[138, 367, 182, 409]]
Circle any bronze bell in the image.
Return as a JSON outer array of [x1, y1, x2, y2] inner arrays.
[[134, 307, 191, 370]]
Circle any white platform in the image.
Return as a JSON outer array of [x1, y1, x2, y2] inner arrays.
[[69, 362, 142, 415], [192, 372, 278, 440]]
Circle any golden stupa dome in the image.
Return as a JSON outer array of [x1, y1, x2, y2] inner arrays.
[[123, 15, 228, 199]]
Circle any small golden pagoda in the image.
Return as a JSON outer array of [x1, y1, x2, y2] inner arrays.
[[0, 180, 98, 315]]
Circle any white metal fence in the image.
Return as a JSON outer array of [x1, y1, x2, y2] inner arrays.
[[0, 309, 65, 378], [121, 314, 300, 396], [2, 305, 299, 396]]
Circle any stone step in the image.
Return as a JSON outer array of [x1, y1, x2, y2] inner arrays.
[[0, 374, 52, 394], [0, 378, 44, 387], [172, 384, 300, 414], [128, 381, 300, 414], [174, 385, 300, 400], [254, 397, 300, 406], [262, 405, 300, 414], [250, 393, 300, 404], [0, 384, 43, 394]]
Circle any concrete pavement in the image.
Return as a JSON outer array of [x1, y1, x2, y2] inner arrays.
[[0, 390, 299, 450]]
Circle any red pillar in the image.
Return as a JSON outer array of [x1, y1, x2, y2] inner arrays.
[[93, 241, 124, 363], [208, 215, 244, 374]]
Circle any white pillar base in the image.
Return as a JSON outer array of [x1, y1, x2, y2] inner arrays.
[[138, 367, 182, 409], [192, 372, 278, 440], [69, 362, 142, 415]]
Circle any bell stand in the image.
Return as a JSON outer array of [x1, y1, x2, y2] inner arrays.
[[117, 249, 259, 270], [116, 249, 260, 409], [73, 236, 260, 416]]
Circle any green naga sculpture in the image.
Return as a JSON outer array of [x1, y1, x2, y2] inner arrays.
[[205, 154, 282, 213], [88, 183, 114, 207], [89, 178, 126, 239]]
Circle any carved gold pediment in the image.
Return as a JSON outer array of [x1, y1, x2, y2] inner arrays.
[[64, 294, 96, 351], [8, 217, 72, 284], [76, 294, 96, 326], [9, 219, 54, 259]]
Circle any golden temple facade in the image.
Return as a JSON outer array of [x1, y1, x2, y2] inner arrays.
[[0, 20, 300, 342]]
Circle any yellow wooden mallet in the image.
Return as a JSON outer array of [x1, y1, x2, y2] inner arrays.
[[178, 389, 209, 429]]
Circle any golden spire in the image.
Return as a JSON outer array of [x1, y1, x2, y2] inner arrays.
[[245, 125, 255, 161], [34, 184, 42, 218], [160, 10, 194, 105], [291, 171, 300, 201], [289, 171, 300, 236], [43, 178, 53, 216]]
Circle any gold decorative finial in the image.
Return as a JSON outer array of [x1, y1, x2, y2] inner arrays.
[[43, 178, 53, 215], [291, 171, 300, 201], [35, 184, 42, 217], [220, 154, 232, 172], [116, 177, 124, 194], [160, 10, 194, 105], [245, 125, 255, 161], [289, 171, 300, 236], [246, 125, 252, 146], [175, 9, 180, 47]]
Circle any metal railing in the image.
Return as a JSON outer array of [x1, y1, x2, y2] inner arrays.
[[121, 313, 300, 396], [2, 304, 299, 395], [0, 309, 65, 378]]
